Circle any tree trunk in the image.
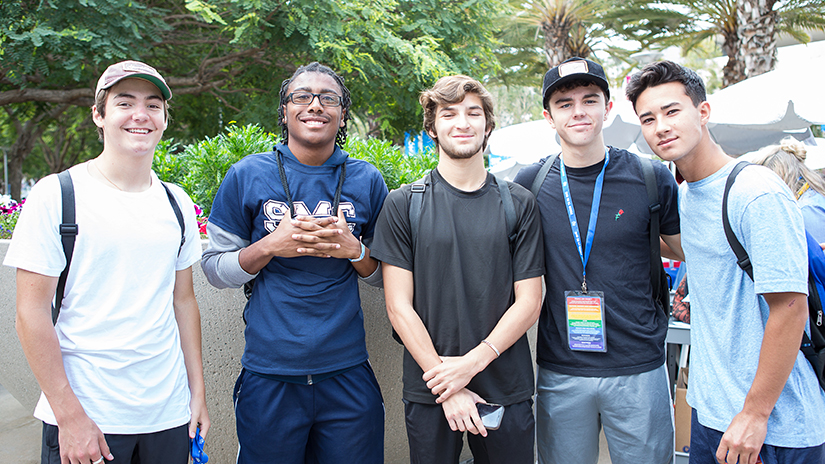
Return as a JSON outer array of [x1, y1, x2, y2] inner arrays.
[[4, 104, 69, 200], [736, 0, 778, 79], [721, 28, 747, 88], [366, 113, 382, 139], [542, 20, 573, 67], [567, 23, 592, 60], [7, 128, 39, 201]]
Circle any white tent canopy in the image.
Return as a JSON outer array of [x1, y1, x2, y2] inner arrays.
[[708, 41, 825, 130]]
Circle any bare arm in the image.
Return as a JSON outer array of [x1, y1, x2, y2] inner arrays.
[[716, 291, 808, 464], [661, 234, 684, 261], [383, 264, 442, 373], [15, 269, 112, 463], [172, 267, 210, 440], [382, 264, 493, 436], [423, 276, 543, 403]]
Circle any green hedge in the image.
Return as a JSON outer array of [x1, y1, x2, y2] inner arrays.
[[153, 123, 437, 216]]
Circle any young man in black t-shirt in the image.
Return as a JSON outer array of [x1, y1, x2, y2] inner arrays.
[[371, 75, 545, 464]]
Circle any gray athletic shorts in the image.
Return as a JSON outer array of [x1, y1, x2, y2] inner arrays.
[[536, 364, 674, 464]]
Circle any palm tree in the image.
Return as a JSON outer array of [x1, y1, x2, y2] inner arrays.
[[517, 0, 613, 67], [737, 0, 825, 79], [606, 0, 825, 86]]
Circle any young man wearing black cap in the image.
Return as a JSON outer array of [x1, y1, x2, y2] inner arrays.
[[513, 57, 682, 464], [372, 75, 544, 464], [6, 60, 209, 464]]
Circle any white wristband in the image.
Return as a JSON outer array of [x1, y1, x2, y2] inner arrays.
[[349, 241, 366, 263], [481, 339, 500, 358]]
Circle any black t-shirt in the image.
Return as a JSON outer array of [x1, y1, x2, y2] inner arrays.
[[371, 168, 545, 404], [514, 147, 680, 377]]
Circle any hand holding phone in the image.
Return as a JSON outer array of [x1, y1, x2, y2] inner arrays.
[[476, 402, 504, 430]]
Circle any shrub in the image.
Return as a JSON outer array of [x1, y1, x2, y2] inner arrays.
[[0, 196, 23, 239], [153, 124, 278, 216], [153, 124, 437, 217], [344, 137, 437, 191]]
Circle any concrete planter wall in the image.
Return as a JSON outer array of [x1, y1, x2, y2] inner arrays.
[[0, 240, 410, 463]]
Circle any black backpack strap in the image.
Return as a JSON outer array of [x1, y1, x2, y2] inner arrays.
[[54, 170, 78, 325], [530, 153, 559, 197], [494, 176, 518, 253], [408, 173, 431, 252], [722, 162, 753, 280], [640, 157, 669, 315], [802, 273, 825, 390], [161, 182, 186, 257]]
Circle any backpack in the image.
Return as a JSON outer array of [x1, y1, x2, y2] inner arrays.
[[722, 161, 825, 391], [528, 153, 672, 316], [391, 171, 519, 344], [409, 171, 518, 254], [53, 170, 186, 324]]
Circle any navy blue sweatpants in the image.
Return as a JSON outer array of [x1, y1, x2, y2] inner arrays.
[[233, 361, 384, 464]]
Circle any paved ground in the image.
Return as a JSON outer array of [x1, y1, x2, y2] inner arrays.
[[0, 382, 39, 463], [0, 381, 613, 464]]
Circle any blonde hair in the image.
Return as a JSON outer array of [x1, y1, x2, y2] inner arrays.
[[749, 137, 825, 197]]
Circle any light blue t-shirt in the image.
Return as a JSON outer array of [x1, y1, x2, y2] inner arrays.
[[680, 160, 825, 447], [799, 188, 825, 244]]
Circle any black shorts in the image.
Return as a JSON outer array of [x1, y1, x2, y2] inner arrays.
[[41, 422, 188, 464]]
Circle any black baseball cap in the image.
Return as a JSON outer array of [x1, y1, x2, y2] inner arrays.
[[542, 57, 610, 108]]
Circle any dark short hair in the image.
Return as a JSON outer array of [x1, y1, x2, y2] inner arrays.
[[625, 61, 706, 111], [278, 62, 352, 146], [419, 75, 496, 150], [543, 78, 609, 113]]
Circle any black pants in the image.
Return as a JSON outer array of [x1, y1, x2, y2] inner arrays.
[[404, 399, 535, 464], [41, 422, 189, 464]]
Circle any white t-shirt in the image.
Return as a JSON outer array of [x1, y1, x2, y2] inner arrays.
[[4, 162, 201, 434]]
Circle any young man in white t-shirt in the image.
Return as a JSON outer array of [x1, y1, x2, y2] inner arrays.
[[627, 60, 825, 464], [5, 60, 209, 464]]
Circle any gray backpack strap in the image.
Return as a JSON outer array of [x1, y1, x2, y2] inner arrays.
[[55, 170, 78, 325], [160, 182, 186, 257], [530, 153, 560, 197]]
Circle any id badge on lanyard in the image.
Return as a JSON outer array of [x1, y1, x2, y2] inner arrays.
[[565, 290, 606, 352], [560, 149, 609, 352]]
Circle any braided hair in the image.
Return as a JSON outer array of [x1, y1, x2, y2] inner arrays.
[[278, 62, 352, 147]]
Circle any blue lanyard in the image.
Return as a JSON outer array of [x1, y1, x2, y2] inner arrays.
[[559, 148, 610, 292]]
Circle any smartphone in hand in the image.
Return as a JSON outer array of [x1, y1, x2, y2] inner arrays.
[[476, 402, 504, 430]]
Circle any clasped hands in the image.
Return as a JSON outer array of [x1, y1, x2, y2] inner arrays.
[[423, 352, 490, 436], [268, 209, 360, 259]]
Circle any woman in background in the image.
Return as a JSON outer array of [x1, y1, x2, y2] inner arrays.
[[748, 137, 825, 243]]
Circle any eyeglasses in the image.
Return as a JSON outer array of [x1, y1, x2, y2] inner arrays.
[[286, 92, 343, 107]]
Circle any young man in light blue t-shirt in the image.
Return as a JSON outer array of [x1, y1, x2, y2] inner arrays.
[[627, 61, 825, 464]]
